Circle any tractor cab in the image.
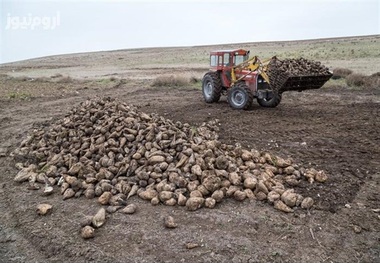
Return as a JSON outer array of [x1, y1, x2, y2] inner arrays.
[[209, 49, 250, 71], [209, 49, 251, 88]]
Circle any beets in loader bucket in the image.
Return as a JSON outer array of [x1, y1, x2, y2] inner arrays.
[[267, 57, 332, 93]]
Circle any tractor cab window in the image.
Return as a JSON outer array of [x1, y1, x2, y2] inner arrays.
[[234, 54, 248, 65], [210, 55, 217, 66], [223, 53, 230, 66], [218, 55, 223, 66]]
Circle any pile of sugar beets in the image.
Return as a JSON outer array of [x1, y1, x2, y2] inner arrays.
[[13, 97, 327, 214]]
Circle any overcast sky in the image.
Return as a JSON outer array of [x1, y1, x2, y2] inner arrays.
[[0, 0, 379, 63]]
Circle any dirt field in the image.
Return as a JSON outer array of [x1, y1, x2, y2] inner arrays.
[[0, 36, 379, 263]]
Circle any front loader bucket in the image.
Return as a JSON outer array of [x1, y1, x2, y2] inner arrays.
[[279, 73, 333, 92], [267, 57, 332, 93]]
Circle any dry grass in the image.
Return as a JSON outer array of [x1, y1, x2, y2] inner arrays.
[[5, 74, 74, 84], [56, 76, 74, 83], [345, 72, 380, 88], [12, 76, 30, 81], [152, 75, 190, 87], [332, 68, 353, 79], [7, 91, 32, 100], [35, 77, 51, 82], [346, 73, 366, 87], [50, 73, 63, 79], [189, 76, 201, 84], [365, 73, 380, 88]]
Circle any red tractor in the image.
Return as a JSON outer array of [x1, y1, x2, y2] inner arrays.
[[202, 49, 332, 110]]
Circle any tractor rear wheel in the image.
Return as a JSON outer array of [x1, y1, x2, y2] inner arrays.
[[202, 72, 222, 103], [227, 82, 253, 110], [257, 92, 282, 108]]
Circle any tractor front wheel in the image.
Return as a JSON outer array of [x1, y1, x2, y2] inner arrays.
[[257, 92, 282, 108], [202, 72, 222, 103], [227, 82, 253, 110]]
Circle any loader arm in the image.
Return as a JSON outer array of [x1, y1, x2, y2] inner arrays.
[[231, 56, 271, 84]]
